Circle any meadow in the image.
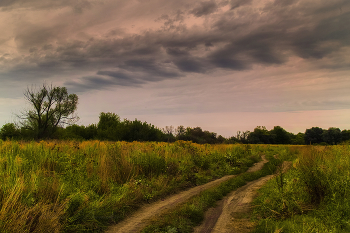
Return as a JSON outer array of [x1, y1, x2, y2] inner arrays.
[[0, 140, 262, 233], [1, 140, 346, 233], [253, 145, 350, 232]]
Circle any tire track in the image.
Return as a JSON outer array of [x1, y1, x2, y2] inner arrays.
[[105, 157, 268, 233]]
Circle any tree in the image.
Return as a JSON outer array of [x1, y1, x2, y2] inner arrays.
[[247, 126, 271, 144], [19, 84, 78, 139], [304, 127, 324, 145], [97, 112, 122, 141], [121, 118, 163, 142], [217, 135, 226, 144], [291, 132, 305, 145], [175, 125, 186, 138], [0, 123, 21, 140], [322, 127, 341, 145], [97, 112, 120, 130], [341, 129, 350, 142], [62, 124, 97, 140], [162, 126, 176, 142], [234, 130, 250, 144], [269, 126, 291, 144]]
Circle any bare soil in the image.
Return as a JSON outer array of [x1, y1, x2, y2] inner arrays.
[[194, 160, 292, 233], [105, 157, 268, 233]]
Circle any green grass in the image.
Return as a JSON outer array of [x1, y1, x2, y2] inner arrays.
[[252, 145, 350, 233], [0, 140, 263, 232], [141, 147, 291, 233]]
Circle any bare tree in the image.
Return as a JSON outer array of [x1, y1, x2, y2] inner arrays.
[[175, 125, 186, 137], [162, 125, 174, 135], [19, 84, 79, 139]]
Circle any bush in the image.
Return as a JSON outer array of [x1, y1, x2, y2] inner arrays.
[[0, 123, 21, 140]]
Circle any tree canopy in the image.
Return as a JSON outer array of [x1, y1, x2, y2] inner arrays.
[[19, 84, 78, 139]]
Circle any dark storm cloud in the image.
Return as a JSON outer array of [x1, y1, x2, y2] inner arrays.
[[156, 10, 185, 30], [2, 0, 350, 92], [190, 1, 218, 17], [291, 12, 350, 59], [97, 71, 133, 81], [15, 26, 65, 51], [272, 0, 297, 7], [0, 0, 93, 12], [65, 73, 144, 92], [230, 0, 253, 10], [119, 59, 182, 79], [166, 48, 190, 57], [173, 58, 207, 73], [166, 48, 207, 72]]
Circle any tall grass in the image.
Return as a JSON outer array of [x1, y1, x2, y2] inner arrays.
[[0, 140, 261, 232], [141, 152, 285, 233], [253, 145, 350, 232]]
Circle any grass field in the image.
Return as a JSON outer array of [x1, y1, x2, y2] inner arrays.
[[2, 140, 345, 233], [253, 145, 350, 232], [0, 140, 262, 233]]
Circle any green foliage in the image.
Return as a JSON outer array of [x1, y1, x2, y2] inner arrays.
[[304, 127, 324, 144], [96, 112, 121, 141], [0, 141, 260, 232], [63, 124, 98, 140], [176, 126, 224, 144], [322, 127, 342, 145], [141, 150, 285, 233], [19, 84, 79, 139], [341, 129, 350, 142], [0, 123, 21, 140], [248, 126, 271, 144], [291, 132, 305, 145], [253, 145, 350, 232], [270, 126, 292, 144]]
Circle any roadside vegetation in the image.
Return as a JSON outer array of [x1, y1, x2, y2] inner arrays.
[[0, 140, 261, 233], [253, 145, 350, 232], [141, 145, 298, 233]]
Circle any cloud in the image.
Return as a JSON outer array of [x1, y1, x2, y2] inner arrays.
[[65, 73, 145, 92], [230, 0, 253, 10], [15, 24, 67, 51], [1, 0, 350, 93], [0, 0, 94, 12], [190, 1, 218, 17]]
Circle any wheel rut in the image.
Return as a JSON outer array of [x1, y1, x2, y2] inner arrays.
[[105, 156, 268, 233], [194, 159, 292, 233]]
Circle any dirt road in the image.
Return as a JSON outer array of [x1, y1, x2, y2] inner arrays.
[[105, 157, 268, 233], [194, 160, 292, 233]]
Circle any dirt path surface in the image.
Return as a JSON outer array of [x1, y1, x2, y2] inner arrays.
[[105, 157, 268, 233], [194, 160, 292, 233]]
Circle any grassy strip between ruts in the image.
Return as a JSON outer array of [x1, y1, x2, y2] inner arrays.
[[141, 153, 284, 233]]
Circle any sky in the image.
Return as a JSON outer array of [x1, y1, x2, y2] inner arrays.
[[0, 0, 350, 137]]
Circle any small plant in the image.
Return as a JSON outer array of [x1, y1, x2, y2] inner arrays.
[[275, 164, 285, 194], [166, 226, 178, 233], [143, 193, 154, 203]]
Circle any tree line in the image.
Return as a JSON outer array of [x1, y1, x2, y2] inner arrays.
[[0, 84, 349, 144], [0, 112, 224, 143], [2, 117, 350, 145], [230, 126, 350, 145]]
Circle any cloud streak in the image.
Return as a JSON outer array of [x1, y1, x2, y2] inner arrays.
[[0, 0, 349, 112]]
